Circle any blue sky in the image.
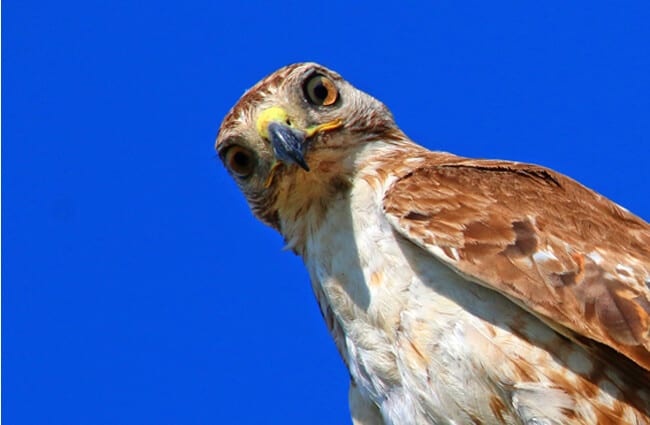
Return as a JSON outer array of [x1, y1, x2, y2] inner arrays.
[[4, 2, 649, 424]]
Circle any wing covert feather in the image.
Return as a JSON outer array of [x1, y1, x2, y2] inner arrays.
[[383, 159, 650, 371]]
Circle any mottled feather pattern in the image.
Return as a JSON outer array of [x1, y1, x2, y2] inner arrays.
[[216, 62, 650, 424], [383, 159, 650, 371]]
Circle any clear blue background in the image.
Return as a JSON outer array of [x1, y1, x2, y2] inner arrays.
[[4, 2, 649, 424]]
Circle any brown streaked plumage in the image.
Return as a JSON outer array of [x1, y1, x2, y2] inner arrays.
[[216, 62, 650, 424], [384, 159, 650, 371]]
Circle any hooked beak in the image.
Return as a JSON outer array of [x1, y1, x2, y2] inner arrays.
[[267, 121, 311, 171], [256, 106, 342, 172]]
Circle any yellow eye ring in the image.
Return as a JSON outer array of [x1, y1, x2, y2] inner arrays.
[[303, 74, 338, 106], [224, 145, 255, 178]]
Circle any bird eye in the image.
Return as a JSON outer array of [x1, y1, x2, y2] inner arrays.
[[224, 145, 255, 178], [303, 74, 338, 106]]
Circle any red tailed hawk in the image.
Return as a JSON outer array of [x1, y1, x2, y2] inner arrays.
[[215, 63, 650, 424]]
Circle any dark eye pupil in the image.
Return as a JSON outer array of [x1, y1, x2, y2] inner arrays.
[[303, 74, 338, 106], [232, 151, 250, 169], [224, 146, 255, 178], [312, 83, 328, 101]]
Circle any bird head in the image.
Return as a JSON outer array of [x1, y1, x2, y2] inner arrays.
[[215, 63, 402, 231]]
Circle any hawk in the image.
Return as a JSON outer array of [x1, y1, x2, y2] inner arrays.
[[215, 63, 650, 424]]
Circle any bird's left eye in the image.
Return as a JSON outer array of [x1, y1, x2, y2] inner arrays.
[[303, 74, 338, 106]]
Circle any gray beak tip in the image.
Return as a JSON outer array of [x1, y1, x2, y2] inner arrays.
[[267, 122, 310, 171]]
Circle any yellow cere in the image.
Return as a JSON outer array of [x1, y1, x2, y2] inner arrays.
[[256, 106, 344, 139], [305, 118, 343, 137], [256, 106, 290, 140]]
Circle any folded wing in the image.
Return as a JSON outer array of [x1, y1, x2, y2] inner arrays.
[[383, 158, 650, 371]]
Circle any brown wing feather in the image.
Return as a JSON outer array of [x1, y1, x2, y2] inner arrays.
[[383, 157, 650, 371]]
